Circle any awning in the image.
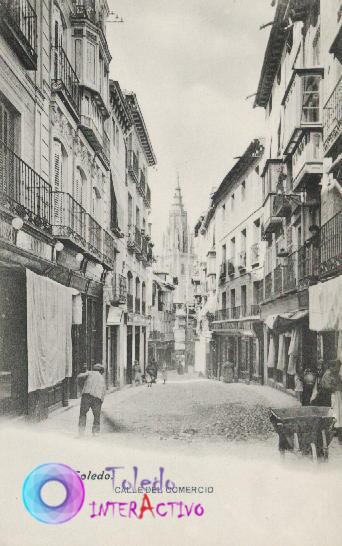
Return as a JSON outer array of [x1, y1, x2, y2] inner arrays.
[[265, 310, 308, 332], [107, 307, 123, 325], [309, 276, 342, 331]]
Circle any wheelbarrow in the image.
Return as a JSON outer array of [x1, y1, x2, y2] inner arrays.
[[270, 406, 335, 460]]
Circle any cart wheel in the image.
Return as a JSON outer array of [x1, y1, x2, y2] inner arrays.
[[321, 430, 329, 461], [310, 442, 318, 462]]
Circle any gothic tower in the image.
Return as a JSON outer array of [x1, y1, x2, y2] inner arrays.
[[160, 180, 194, 305]]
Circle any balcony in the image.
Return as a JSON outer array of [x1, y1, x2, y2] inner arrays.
[[262, 159, 287, 197], [145, 183, 151, 208], [320, 210, 342, 278], [51, 46, 80, 120], [250, 304, 261, 316], [112, 274, 127, 305], [53, 192, 86, 248], [102, 229, 116, 269], [214, 308, 230, 321], [0, 0, 37, 70], [263, 193, 290, 236], [323, 75, 342, 157], [250, 243, 260, 267], [79, 116, 110, 170], [127, 150, 139, 184], [137, 169, 146, 197], [231, 306, 240, 319], [219, 261, 226, 283], [127, 293, 134, 312], [227, 258, 235, 277], [264, 272, 273, 300], [135, 297, 141, 314], [283, 250, 298, 291], [238, 251, 246, 271], [135, 226, 142, 252], [0, 139, 52, 233], [282, 67, 323, 155], [298, 241, 319, 289], [292, 131, 323, 190], [87, 214, 102, 261]]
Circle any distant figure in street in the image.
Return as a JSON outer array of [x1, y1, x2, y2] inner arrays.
[[133, 360, 142, 386], [161, 362, 168, 384], [77, 363, 106, 436], [146, 360, 157, 387]]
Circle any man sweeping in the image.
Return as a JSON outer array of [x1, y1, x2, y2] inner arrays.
[[78, 363, 106, 436]]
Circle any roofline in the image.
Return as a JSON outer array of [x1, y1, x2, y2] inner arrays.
[[253, 0, 289, 108], [109, 80, 133, 132], [212, 138, 265, 205], [125, 93, 157, 166]]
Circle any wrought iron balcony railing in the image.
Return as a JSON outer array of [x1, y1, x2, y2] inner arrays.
[[127, 150, 139, 183], [138, 169, 146, 197], [51, 46, 80, 117], [87, 213, 102, 261], [298, 242, 319, 288], [134, 225, 142, 250], [320, 210, 342, 278], [323, 75, 342, 156], [112, 273, 127, 304], [103, 229, 115, 268], [0, 0, 37, 69], [145, 183, 151, 208], [219, 261, 226, 282], [0, 139, 52, 232], [231, 306, 240, 319], [53, 191, 86, 247]]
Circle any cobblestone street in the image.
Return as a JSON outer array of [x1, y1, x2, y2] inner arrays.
[[38, 372, 299, 453]]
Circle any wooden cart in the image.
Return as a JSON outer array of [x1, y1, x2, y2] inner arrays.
[[270, 406, 335, 460]]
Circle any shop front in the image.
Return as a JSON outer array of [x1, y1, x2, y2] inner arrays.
[[211, 319, 263, 383]]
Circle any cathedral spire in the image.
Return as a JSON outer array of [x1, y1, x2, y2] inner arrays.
[[173, 174, 183, 208]]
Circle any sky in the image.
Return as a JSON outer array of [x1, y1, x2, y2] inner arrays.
[[106, 0, 274, 251]]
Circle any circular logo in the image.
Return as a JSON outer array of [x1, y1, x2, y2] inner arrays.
[[22, 463, 85, 524]]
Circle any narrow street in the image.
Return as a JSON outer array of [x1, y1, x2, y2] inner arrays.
[[39, 372, 299, 452]]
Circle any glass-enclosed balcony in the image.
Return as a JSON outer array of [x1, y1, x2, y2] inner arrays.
[[292, 131, 322, 190], [263, 193, 291, 236], [282, 68, 323, 155]]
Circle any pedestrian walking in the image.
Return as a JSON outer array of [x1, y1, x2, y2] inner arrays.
[[77, 363, 106, 436], [161, 362, 168, 384], [145, 361, 157, 387], [133, 360, 142, 386]]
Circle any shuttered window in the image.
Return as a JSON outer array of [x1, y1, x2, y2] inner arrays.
[[0, 98, 15, 198], [110, 175, 119, 231]]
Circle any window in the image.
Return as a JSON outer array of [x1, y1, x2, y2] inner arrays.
[[230, 237, 236, 260], [276, 65, 281, 85], [230, 289, 236, 308], [312, 27, 320, 66], [73, 167, 85, 206], [241, 229, 246, 252], [241, 181, 246, 201], [87, 42, 96, 85], [301, 75, 320, 123], [128, 193, 132, 226], [136, 206, 140, 228], [110, 175, 119, 231], [253, 218, 260, 243], [181, 263, 185, 275], [241, 285, 247, 314], [75, 39, 82, 78], [222, 291, 226, 310], [112, 119, 119, 151], [277, 121, 282, 155], [222, 244, 226, 263]]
